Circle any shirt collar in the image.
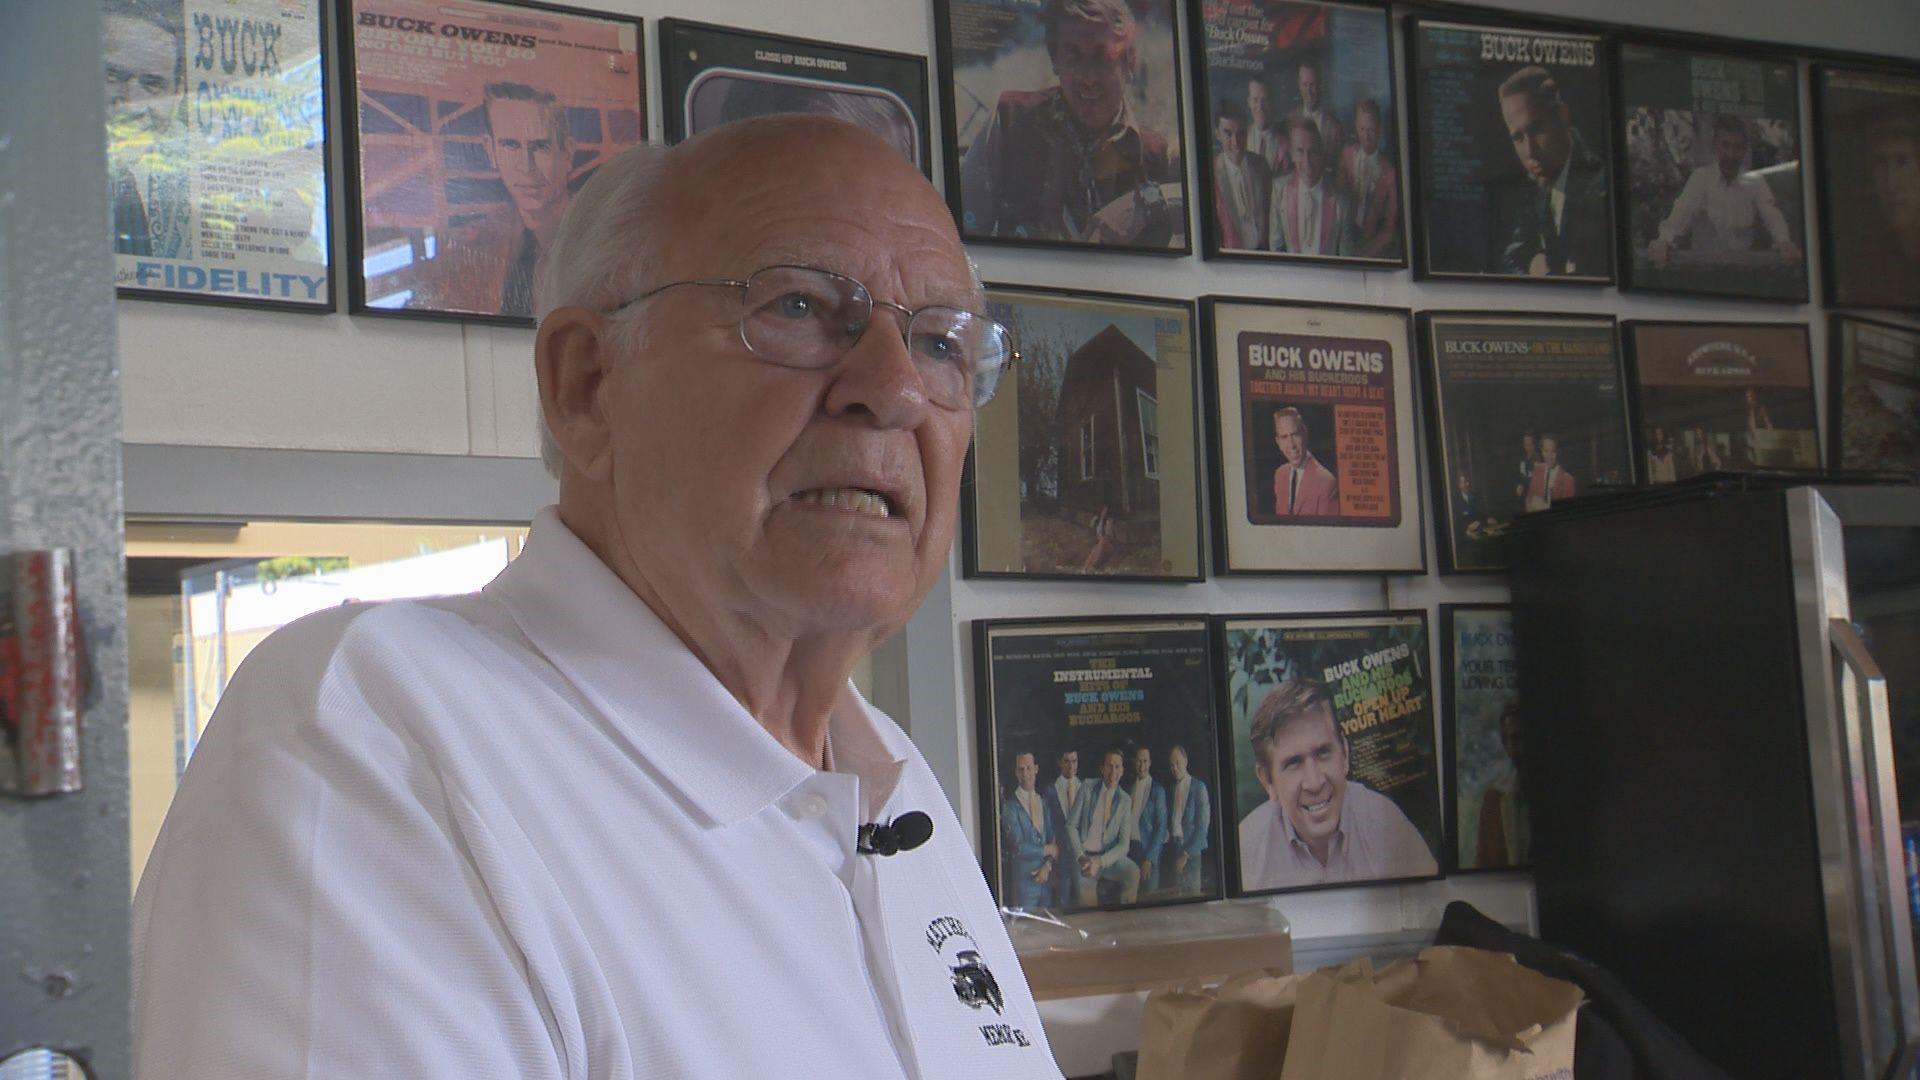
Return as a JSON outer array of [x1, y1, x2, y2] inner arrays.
[[487, 508, 909, 827]]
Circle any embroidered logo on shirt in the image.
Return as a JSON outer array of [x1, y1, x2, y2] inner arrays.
[[925, 915, 1031, 1048]]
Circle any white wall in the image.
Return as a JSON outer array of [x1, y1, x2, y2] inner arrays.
[[116, 0, 1919, 1074]]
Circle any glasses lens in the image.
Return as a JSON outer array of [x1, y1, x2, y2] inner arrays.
[[740, 267, 866, 369], [907, 309, 1014, 409]]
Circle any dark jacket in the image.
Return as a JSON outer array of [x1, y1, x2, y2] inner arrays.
[[1498, 131, 1611, 278]]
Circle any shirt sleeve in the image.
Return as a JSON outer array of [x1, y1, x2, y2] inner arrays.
[[133, 618, 570, 1080], [1750, 178, 1794, 248]]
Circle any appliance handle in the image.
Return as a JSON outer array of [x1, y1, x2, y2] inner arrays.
[[1832, 618, 1920, 1072]]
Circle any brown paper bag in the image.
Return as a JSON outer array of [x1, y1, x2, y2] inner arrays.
[[1136, 970, 1304, 1080], [1277, 947, 1582, 1080]]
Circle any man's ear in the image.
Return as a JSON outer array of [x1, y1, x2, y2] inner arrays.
[[535, 306, 614, 481]]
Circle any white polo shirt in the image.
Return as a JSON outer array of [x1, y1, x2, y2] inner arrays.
[[133, 508, 1059, 1079]]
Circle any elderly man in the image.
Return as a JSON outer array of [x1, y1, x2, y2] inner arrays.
[[132, 116, 1058, 1078], [414, 81, 575, 317], [1238, 679, 1437, 891], [958, 0, 1178, 247]]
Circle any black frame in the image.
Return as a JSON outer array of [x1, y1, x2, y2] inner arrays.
[[972, 614, 1225, 914], [1612, 36, 1810, 303], [656, 19, 933, 177], [1211, 608, 1443, 899], [1438, 602, 1529, 875], [112, 0, 337, 314], [962, 283, 1205, 583], [337, 0, 647, 327], [1402, 13, 1616, 286], [1198, 295, 1425, 576], [1184, 0, 1406, 270], [1827, 311, 1920, 476], [1812, 62, 1920, 316], [1621, 319, 1820, 480], [1417, 309, 1634, 575], [931, 0, 1194, 257]]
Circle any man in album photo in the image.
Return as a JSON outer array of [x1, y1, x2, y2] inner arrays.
[[1050, 748, 1088, 903], [1285, 60, 1345, 167], [1494, 65, 1610, 277], [1070, 748, 1141, 904], [1126, 745, 1170, 895], [1001, 752, 1062, 909], [103, 0, 189, 258], [1270, 406, 1340, 515], [1162, 744, 1212, 896], [1473, 700, 1531, 868], [1647, 115, 1801, 270], [1339, 99, 1401, 259], [1524, 434, 1578, 510], [958, 0, 1178, 246], [413, 81, 574, 317], [1238, 679, 1438, 890], [1246, 76, 1286, 173], [1212, 99, 1272, 249], [1269, 118, 1356, 256]]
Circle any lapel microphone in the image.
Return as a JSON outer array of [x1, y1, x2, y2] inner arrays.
[[856, 811, 934, 856]]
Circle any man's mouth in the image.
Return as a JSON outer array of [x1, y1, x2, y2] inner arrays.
[[793, 486, 896, 518], [1301, 795, 1333, 815]]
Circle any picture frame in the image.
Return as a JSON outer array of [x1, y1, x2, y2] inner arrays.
[[1214, 609, 1442, 898], [1199, 297, 1424, 575], [965, 285, 1204, 582], [974, 616, 1225, 914], [1406, 16, 1615, 284], [107, 0, 335, 312], [1814, 64, 1920, 314], [934, 0, 1192, 255], [1623, 320, 1819, 484], [1418, 311, 1634, 574], [339, 0, 646, 326], [1186, 0, 1404, 267], [1615, 40, 1808, 303], [1829, 313, 1920, 476], [657, 19, 932, 177], [1440, 604, 1529, 874]]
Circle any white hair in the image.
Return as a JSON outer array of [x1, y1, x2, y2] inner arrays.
[[532, 141, 674, 478], [529, 122, 989, 478]]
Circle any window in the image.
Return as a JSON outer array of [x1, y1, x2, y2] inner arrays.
[[1079, 415, 1097, 480], [1137, 389, 1160, 479]]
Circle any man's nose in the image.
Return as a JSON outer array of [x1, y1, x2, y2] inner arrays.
[[822, 314, 933, 429]]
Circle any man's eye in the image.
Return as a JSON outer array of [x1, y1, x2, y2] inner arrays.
[[913, 331, 960, 362], [775, 292, 816, 319], [141, 77, 170, 95]]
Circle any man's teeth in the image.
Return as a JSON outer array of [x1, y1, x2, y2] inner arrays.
[[1303, 798, 1331, 813], [797, 487, 893, 517]]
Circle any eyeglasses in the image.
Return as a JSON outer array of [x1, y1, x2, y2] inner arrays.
[[608, 264, 1016, 409]]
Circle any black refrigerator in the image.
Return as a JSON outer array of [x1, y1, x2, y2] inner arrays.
[[1507, 478, 1920, 1080]]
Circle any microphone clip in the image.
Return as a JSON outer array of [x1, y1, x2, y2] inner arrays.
[[856, 810, 934, 857]]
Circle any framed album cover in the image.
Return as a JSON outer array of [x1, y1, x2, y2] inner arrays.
[[107, 0, 333, 311], [1624, 321, 1818, 483], [340, 0, 645, 325], [1188, 0, 1403, 266], [1815, 66, 1920, 313], [658, 20, 931, 176], [965, 286, 1203, 581], [1407, 18, 1614, 283], [935, 0, 1191, 254], [1419, 312, 1634, 573], [1215, 610, 1441, 897], [1616, 42, 1807, 302], [974, 617, 1224, 914], [1830, 314, 1920, 476], [1200, 297, 1424, 575], [1440, 604, 1528, 874]]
